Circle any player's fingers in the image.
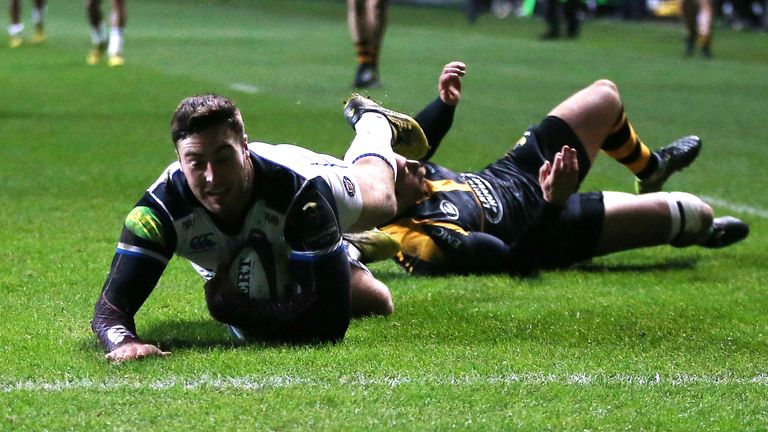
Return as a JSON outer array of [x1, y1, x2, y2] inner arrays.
[[539, 160, 551, 181]]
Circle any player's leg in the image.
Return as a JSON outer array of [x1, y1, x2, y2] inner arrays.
[[106, 0, 126, 66], [541, 0, 560, 39], [343, 108, 399, 231], [549, 79, 701, 193], [564, 0, 580, 38], [341, 94, 429, 231], [682, 0, 699, 55], [696, 0, 713, 58], [594, 191, 748, 255], [9, 0, 23, 48], [366, 0, 388, 83], [86, 0, 108, 64], [30, 0, 46, 43], [349, 260, 393, 317], [348, 0, 381, 88]]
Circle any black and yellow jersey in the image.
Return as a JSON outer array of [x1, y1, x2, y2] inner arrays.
[[387, 99, 604, 276]]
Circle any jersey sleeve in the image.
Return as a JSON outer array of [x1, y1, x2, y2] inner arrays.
[[391, 221, 510, 275], [205, 178, 351, 344], [414, 97, 456, 162], [91, 194, 177, 352]]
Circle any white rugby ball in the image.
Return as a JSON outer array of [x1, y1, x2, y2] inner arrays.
[[228, 245, 276, 300]]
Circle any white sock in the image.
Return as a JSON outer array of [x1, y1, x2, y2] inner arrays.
[[32, 6, 46, 26], [9, 23, 24, 37], [344, 112, 396, 180], [107, 27, 123, 56]]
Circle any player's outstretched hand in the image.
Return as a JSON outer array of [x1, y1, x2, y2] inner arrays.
[[105, 341, 170, 363], [539, 145, 579, 205], [439, 61, 466, 106]]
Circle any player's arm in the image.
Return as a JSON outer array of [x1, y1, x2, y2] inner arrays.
[[414, 61, 465, 161], [205, 179, 351, 344], [91, 198, 175, 362]]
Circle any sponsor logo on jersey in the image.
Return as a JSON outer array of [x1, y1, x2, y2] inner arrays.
[[189, 233, 216, 251], [439, 200, 460, 220], [461, 173, 503, 224], [428, 226, 462, 250], [343, 176, 356, 197], [514, 131, 531, 149]]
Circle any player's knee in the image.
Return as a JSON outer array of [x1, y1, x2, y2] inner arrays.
[[665, 192, 713, 246], [350, 272, 394, 317], [590, 79, 621, 108]]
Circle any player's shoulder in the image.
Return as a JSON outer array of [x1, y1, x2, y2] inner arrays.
[[143, 160, 195, 222]]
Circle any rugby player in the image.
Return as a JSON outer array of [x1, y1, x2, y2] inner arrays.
[[91, 93, 427, 362], [86, 0, 126, 66], [7, 0, 46, 48], [363, 61, 749, 275], [348, 0, 388, 88]]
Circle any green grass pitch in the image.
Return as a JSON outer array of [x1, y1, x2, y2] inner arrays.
[[1, 0, 767, 429]]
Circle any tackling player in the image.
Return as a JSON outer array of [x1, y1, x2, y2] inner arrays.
[[91, 93, 427, 362], [363, 61, 749, 275]]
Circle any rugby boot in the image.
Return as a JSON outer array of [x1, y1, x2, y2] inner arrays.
[[700, 216, 749, 248], [108, 54, 125, 67], [353, 63, 381, 89], [9, 36, 23, 48], [31, 27, 46, 44], [635, 135, 701, 194], [87, 42, 107, 65], [343, 93, 430, 160], [343, 229, 401, 264]]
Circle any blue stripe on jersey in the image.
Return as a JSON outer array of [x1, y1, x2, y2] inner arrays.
[[289, 240, 345, 262], [116, 242, 170, 264]]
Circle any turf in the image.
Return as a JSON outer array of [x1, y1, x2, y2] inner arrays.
[[1, 0, 767, 430]]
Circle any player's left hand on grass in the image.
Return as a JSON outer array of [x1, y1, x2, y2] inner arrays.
[[539, 145, 579, 205], [439, 61, 466, 106], [105, 341, 170, 364]]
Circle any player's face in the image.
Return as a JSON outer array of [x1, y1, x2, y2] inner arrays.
[[177, 125, 252, 224], [394, 156, 428, 213]]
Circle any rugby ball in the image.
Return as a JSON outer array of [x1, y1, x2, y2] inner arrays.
[[228, 245, 278, 300]]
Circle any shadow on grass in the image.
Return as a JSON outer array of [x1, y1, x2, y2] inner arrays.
[[572, 257, 699, 273]]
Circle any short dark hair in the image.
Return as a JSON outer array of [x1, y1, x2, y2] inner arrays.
[[170, 94, 245, 147]]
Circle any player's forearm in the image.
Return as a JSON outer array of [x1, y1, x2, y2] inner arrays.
[[91, 253, 166, 351], [91, 293, 141, 352], [415, 97, 455, 161]]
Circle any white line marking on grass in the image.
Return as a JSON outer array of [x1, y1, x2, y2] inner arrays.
[[701, 195, 768, 219], [3, 373, 768, 393], [230, 83, 259, 94]]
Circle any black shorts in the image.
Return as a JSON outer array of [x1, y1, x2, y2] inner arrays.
[[480, 116, 605, 266], [488, 115, 592, 185]]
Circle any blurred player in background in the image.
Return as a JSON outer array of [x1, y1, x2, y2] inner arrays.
[[682, 0, 713, 58], [91, 93, 427, 362], [86, 0, 126, 66], [353, 61, 748, 275], [7, 0, 46, 48], [348, 0, 388, 88], [541, 0, 580, 39]]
